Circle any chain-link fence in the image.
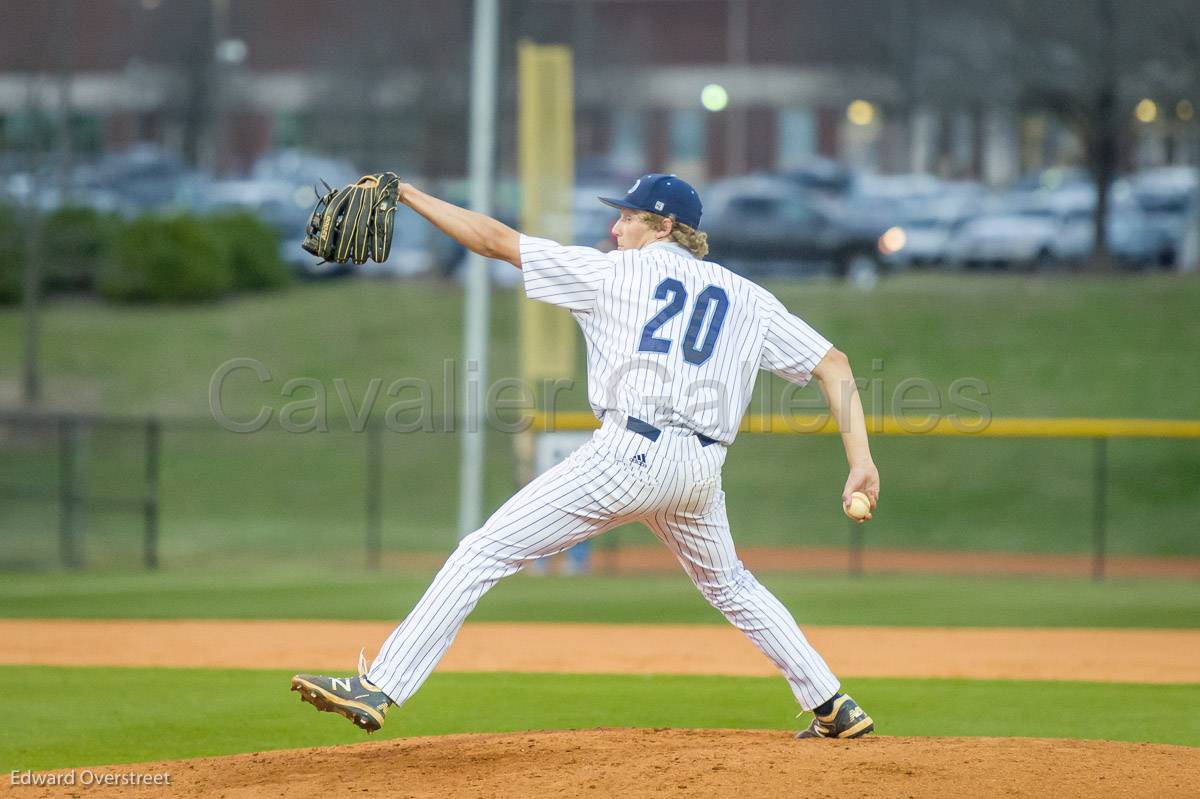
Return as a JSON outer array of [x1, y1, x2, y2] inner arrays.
[[0, 411, 522, 571], [2, 410, 1198, 576]]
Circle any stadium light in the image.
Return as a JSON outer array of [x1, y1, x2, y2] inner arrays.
[[701, 84, 729, 112]]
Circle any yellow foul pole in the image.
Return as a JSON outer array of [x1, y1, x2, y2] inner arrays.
[[517, 41, 577, 389]]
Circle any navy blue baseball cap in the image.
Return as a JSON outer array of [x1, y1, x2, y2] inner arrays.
[[599, 173, 703, 229]]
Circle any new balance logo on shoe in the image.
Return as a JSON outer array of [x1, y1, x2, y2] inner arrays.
[[291, 672, 392, 733], [795, 693, 874, 739]]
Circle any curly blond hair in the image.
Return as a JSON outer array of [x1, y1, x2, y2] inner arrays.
[[637, 212, 709, 259]]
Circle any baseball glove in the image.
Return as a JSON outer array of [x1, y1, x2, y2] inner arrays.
[[301, 172, 402, 265]]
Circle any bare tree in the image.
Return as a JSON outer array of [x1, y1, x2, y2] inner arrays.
[[999, 0, 1171, 271]]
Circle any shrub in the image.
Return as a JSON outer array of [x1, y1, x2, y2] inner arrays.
[[206, 212, 291, 291], [99, 215, 231, 303], [42, 206, 116, 293]]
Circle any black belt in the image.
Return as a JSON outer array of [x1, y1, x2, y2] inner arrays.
[[626, 416, 718, 447]]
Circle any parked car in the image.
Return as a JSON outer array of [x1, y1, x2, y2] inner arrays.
[[949, 193, 1173, 271], [251, 148, 360, 192], [777, 156, 856, 199], [201, 178, 308, 227], [199, 177, 328, 277], [885, 211, 978, 268], [839, 173, 947, 233], [1053, 203, 1173, 269], [1132, 166, 1198, 268], [877, 183, 991, 269], [701, 175, 889, 281], [3, 144, 207, 216], [949, 208, 1062, 270], [241, 149, 368, 277], [1011, 166, 1092, 196]]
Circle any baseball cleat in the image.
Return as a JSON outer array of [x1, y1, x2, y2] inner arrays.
[[795, 693, 874, 739], [291, 654, 392, 733]]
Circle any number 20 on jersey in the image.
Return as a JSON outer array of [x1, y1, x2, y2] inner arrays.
[[637, 278, 730, 366]]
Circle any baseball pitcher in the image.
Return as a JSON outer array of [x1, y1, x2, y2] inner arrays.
[[292, 173, 880, 740]]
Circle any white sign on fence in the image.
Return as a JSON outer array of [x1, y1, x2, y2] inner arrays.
[[533, 431, 593, 477]]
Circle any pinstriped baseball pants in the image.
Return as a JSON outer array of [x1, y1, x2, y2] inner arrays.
[[367, 419, 841, 711]]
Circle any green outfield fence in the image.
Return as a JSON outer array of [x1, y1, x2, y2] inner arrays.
[[1, 410, 1198, 578]]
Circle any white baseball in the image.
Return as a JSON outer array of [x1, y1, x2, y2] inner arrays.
[[844, 491, 872, 521]]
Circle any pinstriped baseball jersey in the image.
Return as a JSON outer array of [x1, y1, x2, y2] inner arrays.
[[362, 231, 845, 720], [520, 234, 832, 444]]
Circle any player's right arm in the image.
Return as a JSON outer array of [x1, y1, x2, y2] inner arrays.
[[398, 182, 522, 268], [758, 291, 879, 515], [812, 347, 879, 514]]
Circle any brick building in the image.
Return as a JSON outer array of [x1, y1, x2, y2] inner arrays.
[[1, 0, 1187, 183]]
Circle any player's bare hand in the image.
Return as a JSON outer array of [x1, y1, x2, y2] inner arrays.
[[842, 462, 879, 521]]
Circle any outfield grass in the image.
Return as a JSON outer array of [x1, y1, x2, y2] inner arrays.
[[3, 666, 1196, 770], [1, 274, 1198, 565], [4, 274, 1198, 419], [2, 569, 1197, 628]]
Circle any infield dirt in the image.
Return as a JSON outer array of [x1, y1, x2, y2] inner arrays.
[[8, 730, 1199, 799], [7, 620, 1199, 797], [5, 619, 1199, 683]]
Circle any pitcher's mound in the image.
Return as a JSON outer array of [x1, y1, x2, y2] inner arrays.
[[26, 729, 1199, 798]]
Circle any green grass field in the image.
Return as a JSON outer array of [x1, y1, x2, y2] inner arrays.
[[1, 273, 1199, 566], [2, 569, 1198, 628], [4, 273, 1198, 419], [3, 570, 1198, 771], [2, 274, 1197, 773], [4, 667, 1197, 770], [5, 570, 1198, 770]]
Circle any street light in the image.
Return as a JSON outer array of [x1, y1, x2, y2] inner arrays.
[[847, 100, 876, 127], [1135, 99, 1158, 124]]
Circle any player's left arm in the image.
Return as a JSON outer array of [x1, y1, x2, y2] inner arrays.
[[813, 347, 880, 516], [398, 182, 522, 268]]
